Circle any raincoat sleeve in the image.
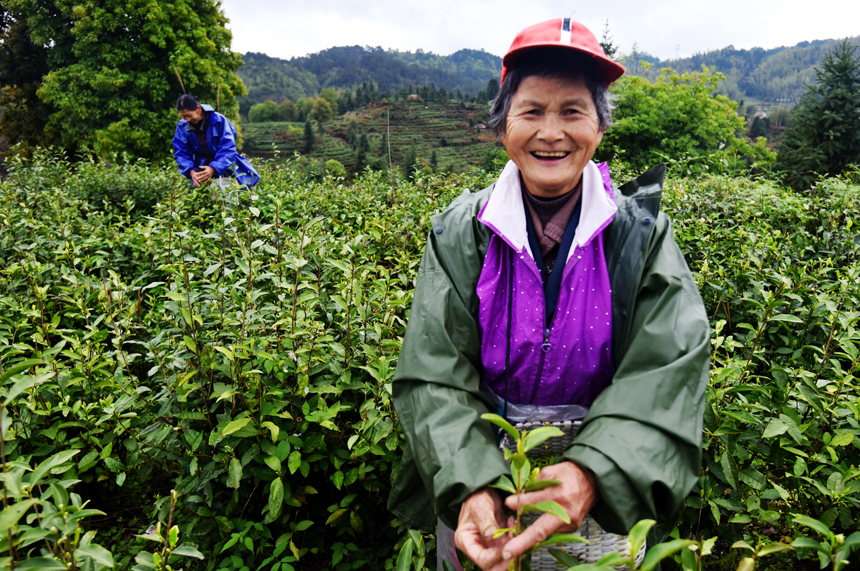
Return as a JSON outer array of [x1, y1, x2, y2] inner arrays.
[[172, 123, 195, 179], [208, 115, 240, 177], [392, 215, 509, 530], [565, 213, 710, 538]]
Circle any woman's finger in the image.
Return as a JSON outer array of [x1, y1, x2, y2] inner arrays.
[[503, 487, 559, 511], [502, 512, 563, 560], [456, 524, 505, 570]]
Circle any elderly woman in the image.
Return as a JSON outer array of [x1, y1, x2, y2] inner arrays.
[[388, 18, 710, 571]]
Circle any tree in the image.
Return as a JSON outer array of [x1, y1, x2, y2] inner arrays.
[[485, 78, 499, 101], [401, 139, 417, 179], [303, 119, 315, 154], [248, 100, 280, 123], [430, 149, 438, 172], [595, 66, 759, 171], [310, 97, 334, 123], [775, 40, 860, 190], [5, 0, 245, 159], [379, 131, 388, 162], [348, 120, 358, 148], [0, 6, 58, 151], [319, 88, 338, 111], [278, 99, 297, 122], [600, 20, 618, 60], [355, 144, 366, 173]]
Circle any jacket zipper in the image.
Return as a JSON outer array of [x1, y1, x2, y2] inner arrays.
[[528, 323, 554, 403]]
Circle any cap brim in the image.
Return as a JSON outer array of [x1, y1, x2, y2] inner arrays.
[[502, 43, 625, 85]]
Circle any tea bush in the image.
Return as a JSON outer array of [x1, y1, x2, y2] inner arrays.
[[1, 151, 860, 570]]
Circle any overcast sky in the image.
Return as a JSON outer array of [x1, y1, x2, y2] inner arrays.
[[221, 0, 859, 63]]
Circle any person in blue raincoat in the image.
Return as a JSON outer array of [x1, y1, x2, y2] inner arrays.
[[172, 94, 260, 188]]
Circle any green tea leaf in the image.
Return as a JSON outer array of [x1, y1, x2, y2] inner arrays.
[[523, 478, 563, 493], [395, 538, 413, 571], [268, 478, 285, 521], [75, 544, 115, 567], [0, 359, 45, 386], [288, 451, 301, 474], [792, 515, 832, 538], [4, 372, 52, 406], [534, 533, 588, 549], [756, 542, 793, 556], [520, 501, 570, 524], [627, 519, 656, 559], [222, 417, 251, 436], [480, 413, 519, 440], [0, 499, 39, 533], [171, 544, 205, 559], [227, 458, 242, 488], [640, 539, 696, 571], [264, 455, 282, 475], [490, 475, 517, 495], [522, 426, 565, 453]]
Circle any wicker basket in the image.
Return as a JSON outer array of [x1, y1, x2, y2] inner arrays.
[[499, 421, 646, 570]]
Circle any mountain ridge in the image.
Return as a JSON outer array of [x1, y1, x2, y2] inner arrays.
[[236, 34, 860, 115]]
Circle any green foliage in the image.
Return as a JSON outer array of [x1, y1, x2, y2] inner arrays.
[[132, 491, 204, 571], [303, 119, 314, 154], [249, 100, 282, 123], [481, 416, 579, 555], [4, 0, 245, 159], [0, 410, 115, 569], [775, 40, 860, 190], [627, 37, 860, 104], [0, 150, 499, 570], [0, 6, 59, 152], [596, 66, 771, 173], [4, 150, 860, 570]]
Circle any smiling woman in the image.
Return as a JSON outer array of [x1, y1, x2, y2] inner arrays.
[[388, 17, 711, 571]]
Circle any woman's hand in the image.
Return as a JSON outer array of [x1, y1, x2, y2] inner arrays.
[[501, 461, 599, 562], [454, 488, 514, 571], [191, 166, 215, 187]]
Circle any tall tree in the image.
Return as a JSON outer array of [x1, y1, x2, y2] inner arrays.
[[775, 40, 860, 190], [303, 119, 315, 154], [599, 20, 618, 60], [4, 0, 245, 158]]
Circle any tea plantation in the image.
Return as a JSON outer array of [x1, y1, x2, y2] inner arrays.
[[2, 153, 860, 570]]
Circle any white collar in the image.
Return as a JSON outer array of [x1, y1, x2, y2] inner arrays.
[[477, 160, 618, 260]]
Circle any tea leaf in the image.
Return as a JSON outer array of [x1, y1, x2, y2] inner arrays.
[[480, 413, 519, 440]]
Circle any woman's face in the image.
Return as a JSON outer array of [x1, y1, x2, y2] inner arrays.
[[502, 75, 603, 198]]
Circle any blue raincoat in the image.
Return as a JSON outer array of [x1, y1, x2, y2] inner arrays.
[[172, 104, 260, 187]]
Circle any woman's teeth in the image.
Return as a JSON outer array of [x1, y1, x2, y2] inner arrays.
[[532, 151, 568, 158]]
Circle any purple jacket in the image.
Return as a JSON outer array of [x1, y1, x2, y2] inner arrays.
[[476, 160, 618, 407]]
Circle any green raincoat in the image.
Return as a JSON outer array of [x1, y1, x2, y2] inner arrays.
[[388, 165, 710, 543]]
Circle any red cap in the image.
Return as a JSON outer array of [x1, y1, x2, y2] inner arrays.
[[501, 18, 625, 86]]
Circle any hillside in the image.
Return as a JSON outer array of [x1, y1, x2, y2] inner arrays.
[[626, 36, 860, 104], [237, 35, 860, 117], [242, 99, 500, 173], [237, 47, 502, 115]]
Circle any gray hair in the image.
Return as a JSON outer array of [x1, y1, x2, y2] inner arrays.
[[490, 49, 612, 137]]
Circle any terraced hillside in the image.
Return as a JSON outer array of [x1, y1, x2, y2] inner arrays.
[[240, 100, 500, 173]]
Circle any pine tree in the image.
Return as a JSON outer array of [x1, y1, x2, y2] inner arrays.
[[303, 119, 315, 154], [379, 132, 388, 157], [775, 40, 860, 190], [600, 20, 618, 60], [431, 149, 438, 172]]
